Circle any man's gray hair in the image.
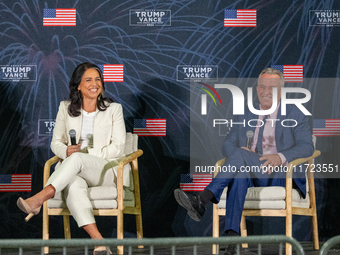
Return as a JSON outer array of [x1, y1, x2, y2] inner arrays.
[[259, 68, 285, 87]]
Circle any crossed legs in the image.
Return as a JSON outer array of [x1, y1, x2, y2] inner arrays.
[[175, 148, 286, 234], [18, 152, 115, 240], [206, 148, 286, 233]]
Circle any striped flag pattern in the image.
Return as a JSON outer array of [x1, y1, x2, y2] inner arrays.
[[271, 65, 303, 82], [224, 9, 257, 27], [313, 119, 340, 137], [133, 119, 166, 136], [43, 9, 76, 26], [180, 174, 212, 192], [0, 174, 32, 192], [98, 64, 124, 82]]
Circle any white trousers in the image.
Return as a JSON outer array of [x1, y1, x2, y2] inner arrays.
[[45, 152, 116, 227]]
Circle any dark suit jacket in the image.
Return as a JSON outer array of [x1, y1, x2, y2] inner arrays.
[[221, 104, 314, 197]]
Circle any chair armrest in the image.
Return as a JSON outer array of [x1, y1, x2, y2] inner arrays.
[[286, 150, 321, 178], [116, 149, 143, 183], [214, 158, 226, 177], [285, 150, 321, 206], [117, 149, 144, 170], [43, 156, 60, 186], [116, 149, 143, 206]]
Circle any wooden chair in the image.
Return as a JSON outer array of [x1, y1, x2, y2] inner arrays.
[[212, 139, 320, 255], [42, 133, 143, 254]]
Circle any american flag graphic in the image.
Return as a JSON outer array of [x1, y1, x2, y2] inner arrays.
[[313, 119, 340, 137], [133, 119, 166, 136], [224, 9, 257, 27], [271, 65, 303, 83], [43, 9, 76, 26], [180, 174, 212, 192], [98, 64, 124, 82], [0, 174, 31, 192]]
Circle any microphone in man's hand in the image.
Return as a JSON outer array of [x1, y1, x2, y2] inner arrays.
[[69, 129, 76, 145], [246, 130, 254, 150]]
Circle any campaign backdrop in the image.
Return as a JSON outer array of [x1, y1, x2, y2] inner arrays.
[[1, 0, 340, 242]]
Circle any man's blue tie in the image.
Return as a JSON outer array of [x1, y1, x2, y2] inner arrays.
[[256, 115, 268, 155]]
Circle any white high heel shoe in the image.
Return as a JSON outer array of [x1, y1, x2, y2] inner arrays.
[[93, 246, 112, 255], [17, 197, 41, 222]]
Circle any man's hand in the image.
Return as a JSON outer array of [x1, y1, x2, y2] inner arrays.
[[66, 144, 81, 157], [259, 154, 282, 174]]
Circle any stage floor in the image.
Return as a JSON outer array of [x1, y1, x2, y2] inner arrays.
[[1, 242, 340, 255]]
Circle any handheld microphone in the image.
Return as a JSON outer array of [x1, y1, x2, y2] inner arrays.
[[69, 129, 77, 145], [246, 130, 254, 150]]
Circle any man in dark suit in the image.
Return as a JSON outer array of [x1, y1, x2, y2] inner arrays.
[[174, 67, 314, 254]]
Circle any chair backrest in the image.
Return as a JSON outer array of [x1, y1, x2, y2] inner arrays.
[[117, 132, 138, 190], [305, 135, 317, 192], [124, 132, 138, 156], [312, 135, 316, 148]]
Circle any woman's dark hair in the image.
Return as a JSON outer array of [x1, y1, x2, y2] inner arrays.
[[68, 62, 114, 117]]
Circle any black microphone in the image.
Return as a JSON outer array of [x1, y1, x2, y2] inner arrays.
[[246, 130, 254, 150], [69, 129, 76, 145]]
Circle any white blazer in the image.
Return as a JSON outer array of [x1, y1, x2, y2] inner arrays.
[[51, 100, 126, 161], [50, 101, 132, 187]]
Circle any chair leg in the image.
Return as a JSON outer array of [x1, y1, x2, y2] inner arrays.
[[309, 176, 319, 250], [240, 214, 248, 248], [312, 211, 319, 250], [212, 204, 219, 254], [117, 211, 124, 255], [285, 212, 293, 255], [136, 214, 144, 248], [42, 202, 49, 254], [63, 215, 71, 239]]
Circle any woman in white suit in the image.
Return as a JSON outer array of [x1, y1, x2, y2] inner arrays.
[[17, 62, 126, 255]]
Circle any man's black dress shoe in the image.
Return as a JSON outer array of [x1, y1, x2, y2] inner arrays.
[[174, 189, 206, 221], [224, 245, 237, 255], [223, 245, 257, 255]]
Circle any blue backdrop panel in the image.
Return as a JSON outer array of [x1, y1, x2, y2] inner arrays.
[[0, 0, 339, 241]]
